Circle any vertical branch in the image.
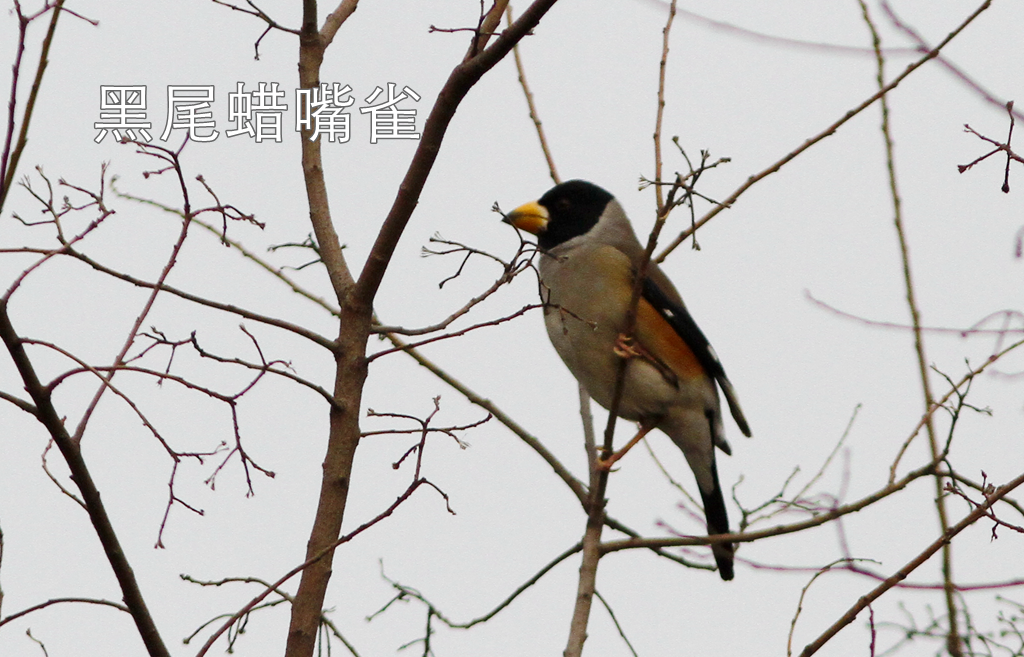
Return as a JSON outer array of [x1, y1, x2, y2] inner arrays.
[[858, 4, 961, 655], [566, 6, 678, 652], [297, 25, 356, 304], [652, 0, 676, 213], [0, 0, 65, 215], [285, 4, 560, 657], [0, 3, 29, 201], [508, 5, 560, 185], [578, 384, 597, 489], [566, 200, 674, 656], [564, 499, 603, 657], [0, 523, 4, 617], [285, 3, 361, 656]]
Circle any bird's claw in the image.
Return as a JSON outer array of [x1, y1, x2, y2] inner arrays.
[[613, 333, 642, 359], [595, 448, 624, 472]]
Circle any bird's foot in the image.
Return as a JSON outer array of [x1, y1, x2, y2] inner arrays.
[[595, 450, 623, 472], [594, 421, 657, 472], [613, 333, 679, 387], [613, 333, 643, 359]]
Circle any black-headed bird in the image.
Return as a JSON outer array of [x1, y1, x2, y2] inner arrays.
[[505, 180, 751, 581]]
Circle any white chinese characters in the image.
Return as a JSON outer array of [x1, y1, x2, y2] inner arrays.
[[94, 83, 421, 144], [226, 82, 288, 142], [94, 86, 153, 143], [296, 83, 355, 143]]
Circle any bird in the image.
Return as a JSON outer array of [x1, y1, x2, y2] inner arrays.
[[504, 179, 751, 581]]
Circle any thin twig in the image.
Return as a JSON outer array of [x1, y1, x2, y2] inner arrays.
[[601, 453, 948, 554], [0, 1, 66, 215], [669, 4, 920, 58], [807, 291, 1024, 338], [652, 0, 676, 211], [861, 6, 959, 648], [72, 145, 195, 445], [367, 303, 541, 361], [0, 597, 130, 628], [797, 470, 1024, 657], [890, 338, 1024, 481], [880, 1, 1024, 124], [594, 590, 639, 657], [655, 0, 994, 262], [197, 475, 441, 657], [507, 5, 560, 184]]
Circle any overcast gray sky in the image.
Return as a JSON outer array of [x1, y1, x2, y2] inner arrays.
[[2, 1, 1023, 656]]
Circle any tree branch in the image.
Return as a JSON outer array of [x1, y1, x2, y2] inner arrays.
[[655, 0, 994, 263], [798, 470, 1024, 657], [0, 301, 171, 657]]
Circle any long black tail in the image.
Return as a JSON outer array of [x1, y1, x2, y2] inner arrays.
[[699, 464, 735, 581]]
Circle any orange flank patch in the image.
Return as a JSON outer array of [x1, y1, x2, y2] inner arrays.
[[635, 298, 705, 379]]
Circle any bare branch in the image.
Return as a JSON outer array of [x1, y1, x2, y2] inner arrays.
[[464, 0, 509, 61], [656, 0, 995, 262], [0, 597, 130, 629], [198, 475, 441, 657], [601, 454, 946, 554], [321, 0, 360, 47], [787, 559, 879, 657], [1, 0, 68, 215], [881, 1, 1024, 123], [372, 234, 536, 336], [71, 145, 197, 445], [40, 439, 85, 509], [958, 105, 1022, 193], [507, 5, 559, 184], [0, 302, 172, 657], [352, 0, 560, 310], [890, 339, 1024, 484], [370, 543, 582, 630], [858, 4, 961, 649], [180, 575, 362, 656], [0, 389, 37, 416], [210, 0, 300, 58], [797, 470, 1024, 657], [594, 590, 639, 657], [652, 0, 676, 212], [669, 4, 920, 58], [368, 303, 541, 361], [49, 234, 335, 350]]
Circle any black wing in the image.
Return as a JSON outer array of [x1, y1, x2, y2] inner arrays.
[[642, 277, 752, 438]]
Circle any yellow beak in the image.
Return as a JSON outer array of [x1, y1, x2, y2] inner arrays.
[[503, 200, 549, 235]]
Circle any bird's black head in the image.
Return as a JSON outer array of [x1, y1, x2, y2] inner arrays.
[[505, 180, 615, 250], [535, 180, 615, 250]]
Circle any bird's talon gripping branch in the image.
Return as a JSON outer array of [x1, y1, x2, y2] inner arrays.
[[595, 445, 620, 471], [613, 333, 642, 359]]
